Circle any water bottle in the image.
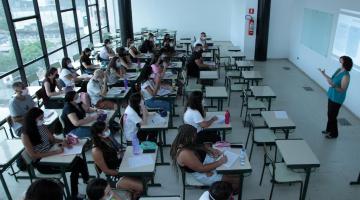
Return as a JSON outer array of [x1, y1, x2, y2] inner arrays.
[[132, 133, 141, 155], [124, 77, 128, 90], [239, 148, 246, 166], [225, 110, 230, 124]]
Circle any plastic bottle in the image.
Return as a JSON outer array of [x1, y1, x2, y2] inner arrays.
[[124, 77, 128, 90], [225, 110, 230, 124], [239, 148, 246, 166], [132, 133, 141, 155]]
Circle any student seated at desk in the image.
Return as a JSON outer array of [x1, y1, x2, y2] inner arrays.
[[9, 82, 36, 136], [150, 54, 166, 79], [87, 69, 117, 110], [199, 181, 234, 200], [170, 124, 239, 189], [80, 48, 99, 74], [138, 65, 170, 112], [123, 93, 158, 143], [41, 67, 64, 108], [194, 32, 208, 49], [91, 122, 143, 199], [162, 33, 171, 46], [116, 47, 132, 70], [22, 107, 89, 200], [106, 56, 126, 87], [24, 179, 64, 200], [187, 44, 211, 79], [140, 33, 156, 53], [127, 38, 141, 61], [184, 91, 220, 144], [86, 178, 123, 200], [160, 39, 176, 56], [60, 57, 89, 87], [61, 90, 99, 138], [99, 39, 116, 65]]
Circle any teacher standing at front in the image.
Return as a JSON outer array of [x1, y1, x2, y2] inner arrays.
[[319, 56, 353, 139]]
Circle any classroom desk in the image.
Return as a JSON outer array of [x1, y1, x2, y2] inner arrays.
[[118, 147, 158, 195], [261, 111, 296, 139], [215, 147, 252, 200], [43, 109, 61, 126], [204, 111, 232, 140], [242, 71, 263, 89], [229, 51, 246, 61], [139, 196, 181, 200], [39, 139, 88, 199], [127, 62, 145, 72], [118, 72, 141, 83], [276, 139, 320, 200], [250, 86, 276, 110], [227, 46, 241, 52], [202, 52, 213, 61], [140, 112, 169, 165], [200, 71, 219, 85], [165, 61, 182, 71], [104, 87, 131, 116], [49, 87, 81, 100], [0, 140, 24, 200], [137, 53, 154, 62], [235, 61, 254, 71], [205, 87, 228, 111], [154, 87, 178, 128], [205, 45, 219, 61], [82, 110, 116, 127], [178, 39, 192, 53]]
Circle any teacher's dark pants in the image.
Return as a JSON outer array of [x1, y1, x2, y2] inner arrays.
[[326, 99, 342, 137]]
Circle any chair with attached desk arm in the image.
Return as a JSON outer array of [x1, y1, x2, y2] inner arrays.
[[181, 70, 202, 105], [178, 165, 208, 200], [259, 144, 303, 200], [240, 89, 266, 125]]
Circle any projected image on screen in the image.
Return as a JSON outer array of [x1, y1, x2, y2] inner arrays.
[[333, 10, 360, 67]]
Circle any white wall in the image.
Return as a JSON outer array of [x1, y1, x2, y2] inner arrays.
[[230, 0, 246, 50], [288, 0, 360, 118], [131, 0, 232, 41], [267, 0, 294, 58]]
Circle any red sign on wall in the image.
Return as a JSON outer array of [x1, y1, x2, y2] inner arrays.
[[249, 8, 255, 14]]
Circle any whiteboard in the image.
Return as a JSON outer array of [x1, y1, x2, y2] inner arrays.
[[301, 8, 334, 57]]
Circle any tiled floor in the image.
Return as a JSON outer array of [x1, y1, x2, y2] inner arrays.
[[1, 42, 360, 200]]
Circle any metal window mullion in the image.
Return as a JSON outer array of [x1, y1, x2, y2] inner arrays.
[[104, 0, 110, 32], [85, 0, 93, 43], [95, 0, 102, 42], [55, 0, 68, 57], [2, 0, 27, 84], [33, 0, 50, 69], [72, 0, 82, 54]]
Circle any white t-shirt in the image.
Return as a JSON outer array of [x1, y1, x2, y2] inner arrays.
[[194, 38, 206, 47], [123, 106, 142, 141], [59, 68, 74, 86], [87, 79, 102, 105], [183, 107, 204, 133], [199, 191, 210, 200], [141, 80, 155, 101], [99, 47, 110, 60]]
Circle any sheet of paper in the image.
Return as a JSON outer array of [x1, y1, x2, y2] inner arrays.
[[274, 111, 288, 119], [43, 110, 54, 118], [107, 88, 123, 95], [63, 144, 83, 156], [215, 115, 225, 124], [128, 154, 153, 168], [163, 71, 174, 79], [157, 88, 172, 96], [222, 150, 239, 168], [150, 113, 166, 125]]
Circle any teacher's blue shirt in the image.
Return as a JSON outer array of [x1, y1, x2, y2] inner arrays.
[[327, 69, 350, 104]]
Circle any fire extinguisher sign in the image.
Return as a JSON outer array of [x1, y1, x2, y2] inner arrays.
[[249, 8, 254, 14]]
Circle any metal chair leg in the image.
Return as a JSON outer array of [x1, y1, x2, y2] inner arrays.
[[269, 181, 275, 200]]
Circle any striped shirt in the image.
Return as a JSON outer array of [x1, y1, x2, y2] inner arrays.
[[32, 125, 52, 153]]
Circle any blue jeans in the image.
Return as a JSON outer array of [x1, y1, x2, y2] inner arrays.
[[145, 98, 170, 112], [70, 127, 92, 138]]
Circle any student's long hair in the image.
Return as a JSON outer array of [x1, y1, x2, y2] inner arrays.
[[137, 64, 153, 84], [61, 57, 72, 70], [186, 91, 205, 117], [107, 56, 120, 72], [169, 124, 197, 172], [91, 121, 111, 151], [23, 107, 44, 146], [129, 93, 142, 117], [44, 67, 58, 84], [81, 48, 91, 58]]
